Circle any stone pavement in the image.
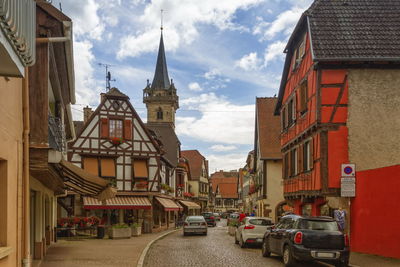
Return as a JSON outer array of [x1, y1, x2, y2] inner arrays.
[[38, 229, 176, 267], [350, 252, 400, 267]]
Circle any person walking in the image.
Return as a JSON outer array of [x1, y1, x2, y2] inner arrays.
[[334, 207, 346, 231]]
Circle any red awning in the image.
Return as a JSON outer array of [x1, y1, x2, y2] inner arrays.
[[83, 196, 152, 210], [155, 197, 180, 211]]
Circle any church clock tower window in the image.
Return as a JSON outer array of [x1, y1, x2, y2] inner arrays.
[[157, 107, 163, 120]]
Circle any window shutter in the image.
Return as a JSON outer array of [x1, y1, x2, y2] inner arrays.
[[292, 96, 297, 121], [124, 120, 132, 140], [133, 159, 148, 178], [298, 145, 303, 173], [100, 118, 109, 138], [100, 158, 116, 177], [83, 158, 99, 176], [309, 138, 314, 169]]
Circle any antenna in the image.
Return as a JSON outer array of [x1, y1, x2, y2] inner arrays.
[[98, 63, 116, 92], [59, 1, 62, 11]]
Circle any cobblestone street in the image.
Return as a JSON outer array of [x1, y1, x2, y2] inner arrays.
[[144, 219, 327, 267]]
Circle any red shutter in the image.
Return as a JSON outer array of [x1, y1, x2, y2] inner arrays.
[[124, 120, 132, 140], [100, 118, 109, 138]]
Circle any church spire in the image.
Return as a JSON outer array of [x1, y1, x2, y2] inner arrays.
[[151, 31, 170, 90]]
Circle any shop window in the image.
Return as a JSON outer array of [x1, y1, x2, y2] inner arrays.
[[0, 160, 7, 248], [83, 157, 99, 176], [133, 159, 148, 179], [302, 204, 312, 216], [109, 119, 123, 138]]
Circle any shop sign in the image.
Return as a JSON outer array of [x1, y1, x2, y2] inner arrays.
[[341, 177, 355, 197]]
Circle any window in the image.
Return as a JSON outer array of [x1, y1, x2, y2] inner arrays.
[[100, 158, 116, 177], [109, 119, 123, 138], [281, 107, 287, 130], [83, 157, 99, 176], [283, 153, 289, 178], [156, 107, 163, 120], [299, 80, 308, 114], [292, 33, 306, 71], [303, 141, 310, 171], [0, 160, 7, 248], [132, 159, 148, 179]]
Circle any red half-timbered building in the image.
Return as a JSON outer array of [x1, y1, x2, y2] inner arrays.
[[68, 88, 180, 233], [275, 0, 400, 224]]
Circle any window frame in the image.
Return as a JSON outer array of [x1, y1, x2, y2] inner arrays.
[[109, 119, 124, 139], [299, 80, 308, 115]]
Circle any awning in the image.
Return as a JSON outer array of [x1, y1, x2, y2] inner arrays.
[[59, 159, 116, 200], [83, 196, 152, 210], [179, 200, 201, 210], [176, 201, 184, 211], [155, 197, 180, 211]]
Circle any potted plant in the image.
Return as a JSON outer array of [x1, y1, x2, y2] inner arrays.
[[131, 223, 142, 236], [110, 137, 124, 146], [109, 224, 131, 239], [228, 220, 238, 236], [134, 181, 148, 190]]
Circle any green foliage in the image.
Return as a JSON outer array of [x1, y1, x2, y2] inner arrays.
[[112, 223, 129, 229]]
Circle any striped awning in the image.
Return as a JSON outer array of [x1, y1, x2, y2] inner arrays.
[[83, 196, 152, 210], [179, 200, 201, 210], [155, 197, 180, 211]]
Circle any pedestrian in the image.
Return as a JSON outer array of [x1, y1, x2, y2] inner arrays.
[[334, 207, 346, 231], [239, 211, 246, 222]]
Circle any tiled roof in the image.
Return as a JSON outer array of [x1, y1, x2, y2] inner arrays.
[[151, 33, 171, 90], [307, 0, 400, 61], [181, 150, 205, 180], [146, 123, 180, 167], [255, 98, 281, 159], [105, 87, 129, 99], [217, 183, 238, 199]]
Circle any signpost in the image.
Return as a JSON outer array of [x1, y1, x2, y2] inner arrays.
[[341, 164, 356, 197]]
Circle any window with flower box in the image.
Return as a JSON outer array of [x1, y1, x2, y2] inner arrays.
[[109, 119, 123, 138]]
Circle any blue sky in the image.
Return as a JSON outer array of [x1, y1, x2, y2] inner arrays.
[[57, 0, 313, 172]]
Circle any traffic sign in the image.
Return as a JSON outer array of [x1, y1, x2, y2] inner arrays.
[[341, 164, 356, 177]]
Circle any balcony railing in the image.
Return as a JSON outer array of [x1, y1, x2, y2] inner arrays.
[[48, 114, 66, 152], [0, 0, 36, 74]]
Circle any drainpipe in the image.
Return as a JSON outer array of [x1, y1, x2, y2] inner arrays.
[[22, 67, 31, 267]]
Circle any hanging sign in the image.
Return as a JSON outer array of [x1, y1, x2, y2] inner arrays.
[[341, 164, 356, 177]]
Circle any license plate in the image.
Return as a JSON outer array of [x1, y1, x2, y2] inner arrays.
[[257, 238, 263, 242], [316, 252, 335, 258], [191, 223, 199, 226]]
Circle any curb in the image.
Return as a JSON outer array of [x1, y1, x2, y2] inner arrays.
[[136, 229, 180, 267]]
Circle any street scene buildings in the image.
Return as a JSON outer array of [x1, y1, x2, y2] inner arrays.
[[1, 0, 400, 266]]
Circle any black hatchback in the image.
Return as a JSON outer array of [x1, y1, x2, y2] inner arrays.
[[262, 215, 350, 267], [201, 212, 216, 227]]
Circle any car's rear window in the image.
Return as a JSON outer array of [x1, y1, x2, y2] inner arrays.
[[188, 216, 205, 222], [298, 220, 339, 231], [249, 219, 272, 226]]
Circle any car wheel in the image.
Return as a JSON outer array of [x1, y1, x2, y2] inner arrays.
[[282, 245, 297, 267], [261, 238, 271, 257], [239, 235, 246, 248]]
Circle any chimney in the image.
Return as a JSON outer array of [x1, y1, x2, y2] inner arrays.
[[83, 106, 93, 123]]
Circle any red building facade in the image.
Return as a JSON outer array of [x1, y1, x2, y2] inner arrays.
[[275, 0, 400, 221]]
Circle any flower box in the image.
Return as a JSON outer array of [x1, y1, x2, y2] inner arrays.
[[131, 225, 142, 236], [110, 137, 124, 145], [109, 226, 131, 239]]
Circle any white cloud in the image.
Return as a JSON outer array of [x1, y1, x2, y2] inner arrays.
[[117, 0, 263, 58], [235, 52, 262, 71], [72, 40, 102, 120], [204, 68, 222, 80], [176, 93, 255, 145], [264, 41, 286, 65], [188, 82, 204, 92], [210, 145, 237, 152], [206, 152, 247, 173]]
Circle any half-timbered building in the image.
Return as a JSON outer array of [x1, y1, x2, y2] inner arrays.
[[68, 87, 180, 233], [275, 0, 400, 228]]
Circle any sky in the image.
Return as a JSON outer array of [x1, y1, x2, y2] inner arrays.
[[56, 0, 313, 173]]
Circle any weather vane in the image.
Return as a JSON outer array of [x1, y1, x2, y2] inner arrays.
[[161, 9, 164, 31]]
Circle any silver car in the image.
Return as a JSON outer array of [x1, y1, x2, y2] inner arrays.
[[183, 216, 208, 236]]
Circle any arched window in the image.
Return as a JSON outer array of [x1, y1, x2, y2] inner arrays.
[[156, 107, 163, 120]]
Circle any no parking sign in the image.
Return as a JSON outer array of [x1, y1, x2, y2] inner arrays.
[[341, 164, 356, 177]]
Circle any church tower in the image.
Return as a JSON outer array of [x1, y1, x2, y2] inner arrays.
[[143, 31, 179, 127]]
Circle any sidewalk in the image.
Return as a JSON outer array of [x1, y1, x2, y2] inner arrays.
[[38, 229, 177, 267], [350, 252, 400, 267]]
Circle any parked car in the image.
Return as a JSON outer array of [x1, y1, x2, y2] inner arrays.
[[183, 216, 208, 236], [262, 215, 350, 267], [202, 212, 216, 227], [227, 213, 239, 225], [213, 212, 221, 221], [235, 217, 273, 248]]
